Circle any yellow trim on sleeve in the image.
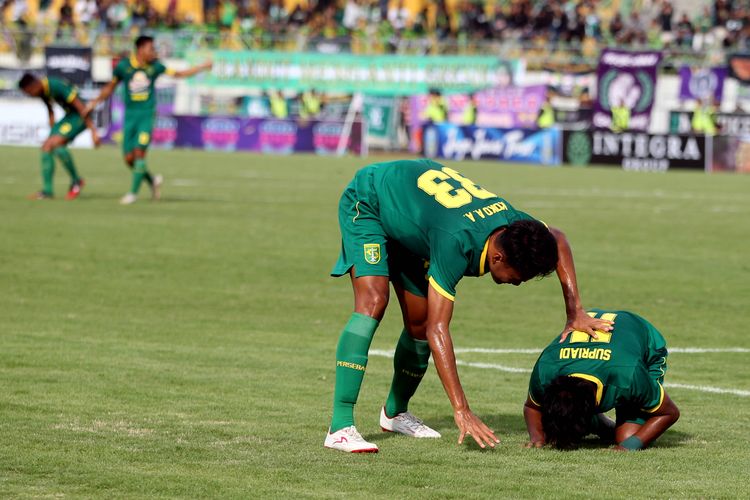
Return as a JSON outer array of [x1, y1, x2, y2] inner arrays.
[[42, 78, 49, 97], [643, 383, 665, 413], [478, 238, 490, 276], [165, 68, 176, 76], [540, 220, 549, 228], [129, 55, 142, 68], [66, 89, 78, 103], [528, 392, 540, 407], [569, 373, 603, 405], [428, 276, 455, 302]]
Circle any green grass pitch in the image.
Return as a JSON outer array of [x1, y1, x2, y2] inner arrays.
[[1, 145, 749, 498]]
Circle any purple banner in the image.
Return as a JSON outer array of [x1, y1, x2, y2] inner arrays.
[[678, 66, 727, 102], [408, 85, 547, 152], [152, 116, 363, 155], [593, 49, 662, 131]]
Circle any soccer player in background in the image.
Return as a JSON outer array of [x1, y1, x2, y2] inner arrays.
[[524, 309, 680, 451], [324, 159, 613, 453], [18, 73, 101, 200], [84, 35, 212, 205]]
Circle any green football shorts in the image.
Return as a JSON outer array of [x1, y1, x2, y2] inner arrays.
[[122, 111, 154, 154], [50, 113, 86, 142], [331, 166, 429, 298]]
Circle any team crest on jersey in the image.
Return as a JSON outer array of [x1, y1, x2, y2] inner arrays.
[[364, 243, 381, 264]]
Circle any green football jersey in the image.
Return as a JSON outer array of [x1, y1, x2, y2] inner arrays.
[[528, 309, 667, 414], [113, 55, 171, 112], [369, 159, 536, 299], [43, 77, 80, 115]]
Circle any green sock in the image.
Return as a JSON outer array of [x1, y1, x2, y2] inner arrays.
[[127, 163, 153, 186], [330, 313, 379, 432], [130, 158, 148, 194], [40, 151, 54, 195], [384, 330, 431, 417], [52, 147, 79, 183]]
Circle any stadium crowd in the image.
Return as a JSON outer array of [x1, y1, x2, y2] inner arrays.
[[1, 0, 749, 52]]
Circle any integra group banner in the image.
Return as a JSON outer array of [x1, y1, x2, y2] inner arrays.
[[594, 49, 662, 131], [423, 124, 560, 165], [196, 51, 523, 95], [562, 130, 708, 171], [129, 116, 364, 156], [678, 66, 727, 102]]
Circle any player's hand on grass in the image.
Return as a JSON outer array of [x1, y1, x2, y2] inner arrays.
[[560, 308, 614, 342], [524, 441, 544, 449], [454, 408, 500, 449]]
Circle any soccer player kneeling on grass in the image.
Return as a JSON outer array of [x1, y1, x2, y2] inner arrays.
[[524, 309, 680, 451], [324, 159, 613, 453]]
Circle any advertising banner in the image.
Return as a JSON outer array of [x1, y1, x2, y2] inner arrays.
[[678, 66, 727, 103], [0, 100, 96, 147], [44, 46, 92, 85], [711, 136, 750, 173], [408, 85, 546, 152], [554, 108, 593, 130], [562, 130, 708, 171], [594, 49, 662, 131], [142, 116, 364, 155], [423, 124, 560, 165], [199, 51, 522, 95], [669, 110, 750, 136]]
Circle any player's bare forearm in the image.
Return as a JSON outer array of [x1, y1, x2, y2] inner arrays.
[[424, 293, 467, 411], [523, 399, 545, 446], [86, 80, 117, 114], [549, 226, 613, 339], [616, 393, 680, 450], [425, 287, 499, 448], [172, 60, 213, 79]]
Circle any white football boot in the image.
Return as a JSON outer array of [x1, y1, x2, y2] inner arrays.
[[120, 193, 137, 205], [324, 426, 378, 453], [380, 407, 441, 438], [152, 174, 163, 201]]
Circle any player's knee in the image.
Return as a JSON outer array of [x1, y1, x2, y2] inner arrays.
[[404, 319, 427, 339], [355, 288, 389, 320]]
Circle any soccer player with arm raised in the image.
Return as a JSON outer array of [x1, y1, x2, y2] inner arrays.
[[19, 73, 101, 200], [84, 35, 211, 204], [524, 309, 680, 451], [324, 159, 613, 453]]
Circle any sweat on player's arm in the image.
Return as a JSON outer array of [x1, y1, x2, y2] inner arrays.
[[523, 309, 680, 451], [323, 159, 608, 453]]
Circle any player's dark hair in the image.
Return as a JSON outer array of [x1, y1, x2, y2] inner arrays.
[[18, 72, 38, 89], [135, 35, 154, 49], [541, 376, 597, 450], [496, 220, 558, 281]]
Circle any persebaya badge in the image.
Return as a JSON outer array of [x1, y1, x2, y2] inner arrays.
[[364, 243, 381, 264]]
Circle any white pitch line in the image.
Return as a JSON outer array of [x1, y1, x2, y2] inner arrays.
[[670, 347, 750, 353], [664, 383, 750, 397], [368, 349, 750, 397], [454, 347, 750, 355]]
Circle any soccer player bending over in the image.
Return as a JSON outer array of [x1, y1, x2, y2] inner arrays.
[[84, 35, 212, 205], [325, 159, 613, 453], [19, 73, 101, 200], [524, 309, 680, 451]]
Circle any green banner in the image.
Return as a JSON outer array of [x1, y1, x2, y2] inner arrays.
[[362, 95, 397, 140], [193, 51, 522, 95]]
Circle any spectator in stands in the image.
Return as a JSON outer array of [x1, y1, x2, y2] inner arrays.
[[387, 0, 409, 33], [537, 92, 555, 129], [57, 0, 75, 37], [422, 88, 447, 126], [106, 0, 130, 31], [609, 12, 624, 41], [343, 0, 366, 31], [268, 90, 288, 119], [675, 12, 695, 47], [462, 93, 477, 126], [219, 0, 237, 32], [693, 6, 715, 49], [76, 0, 98, 27], [131, 0, 149, 28], [299, 88, 323, 120]]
